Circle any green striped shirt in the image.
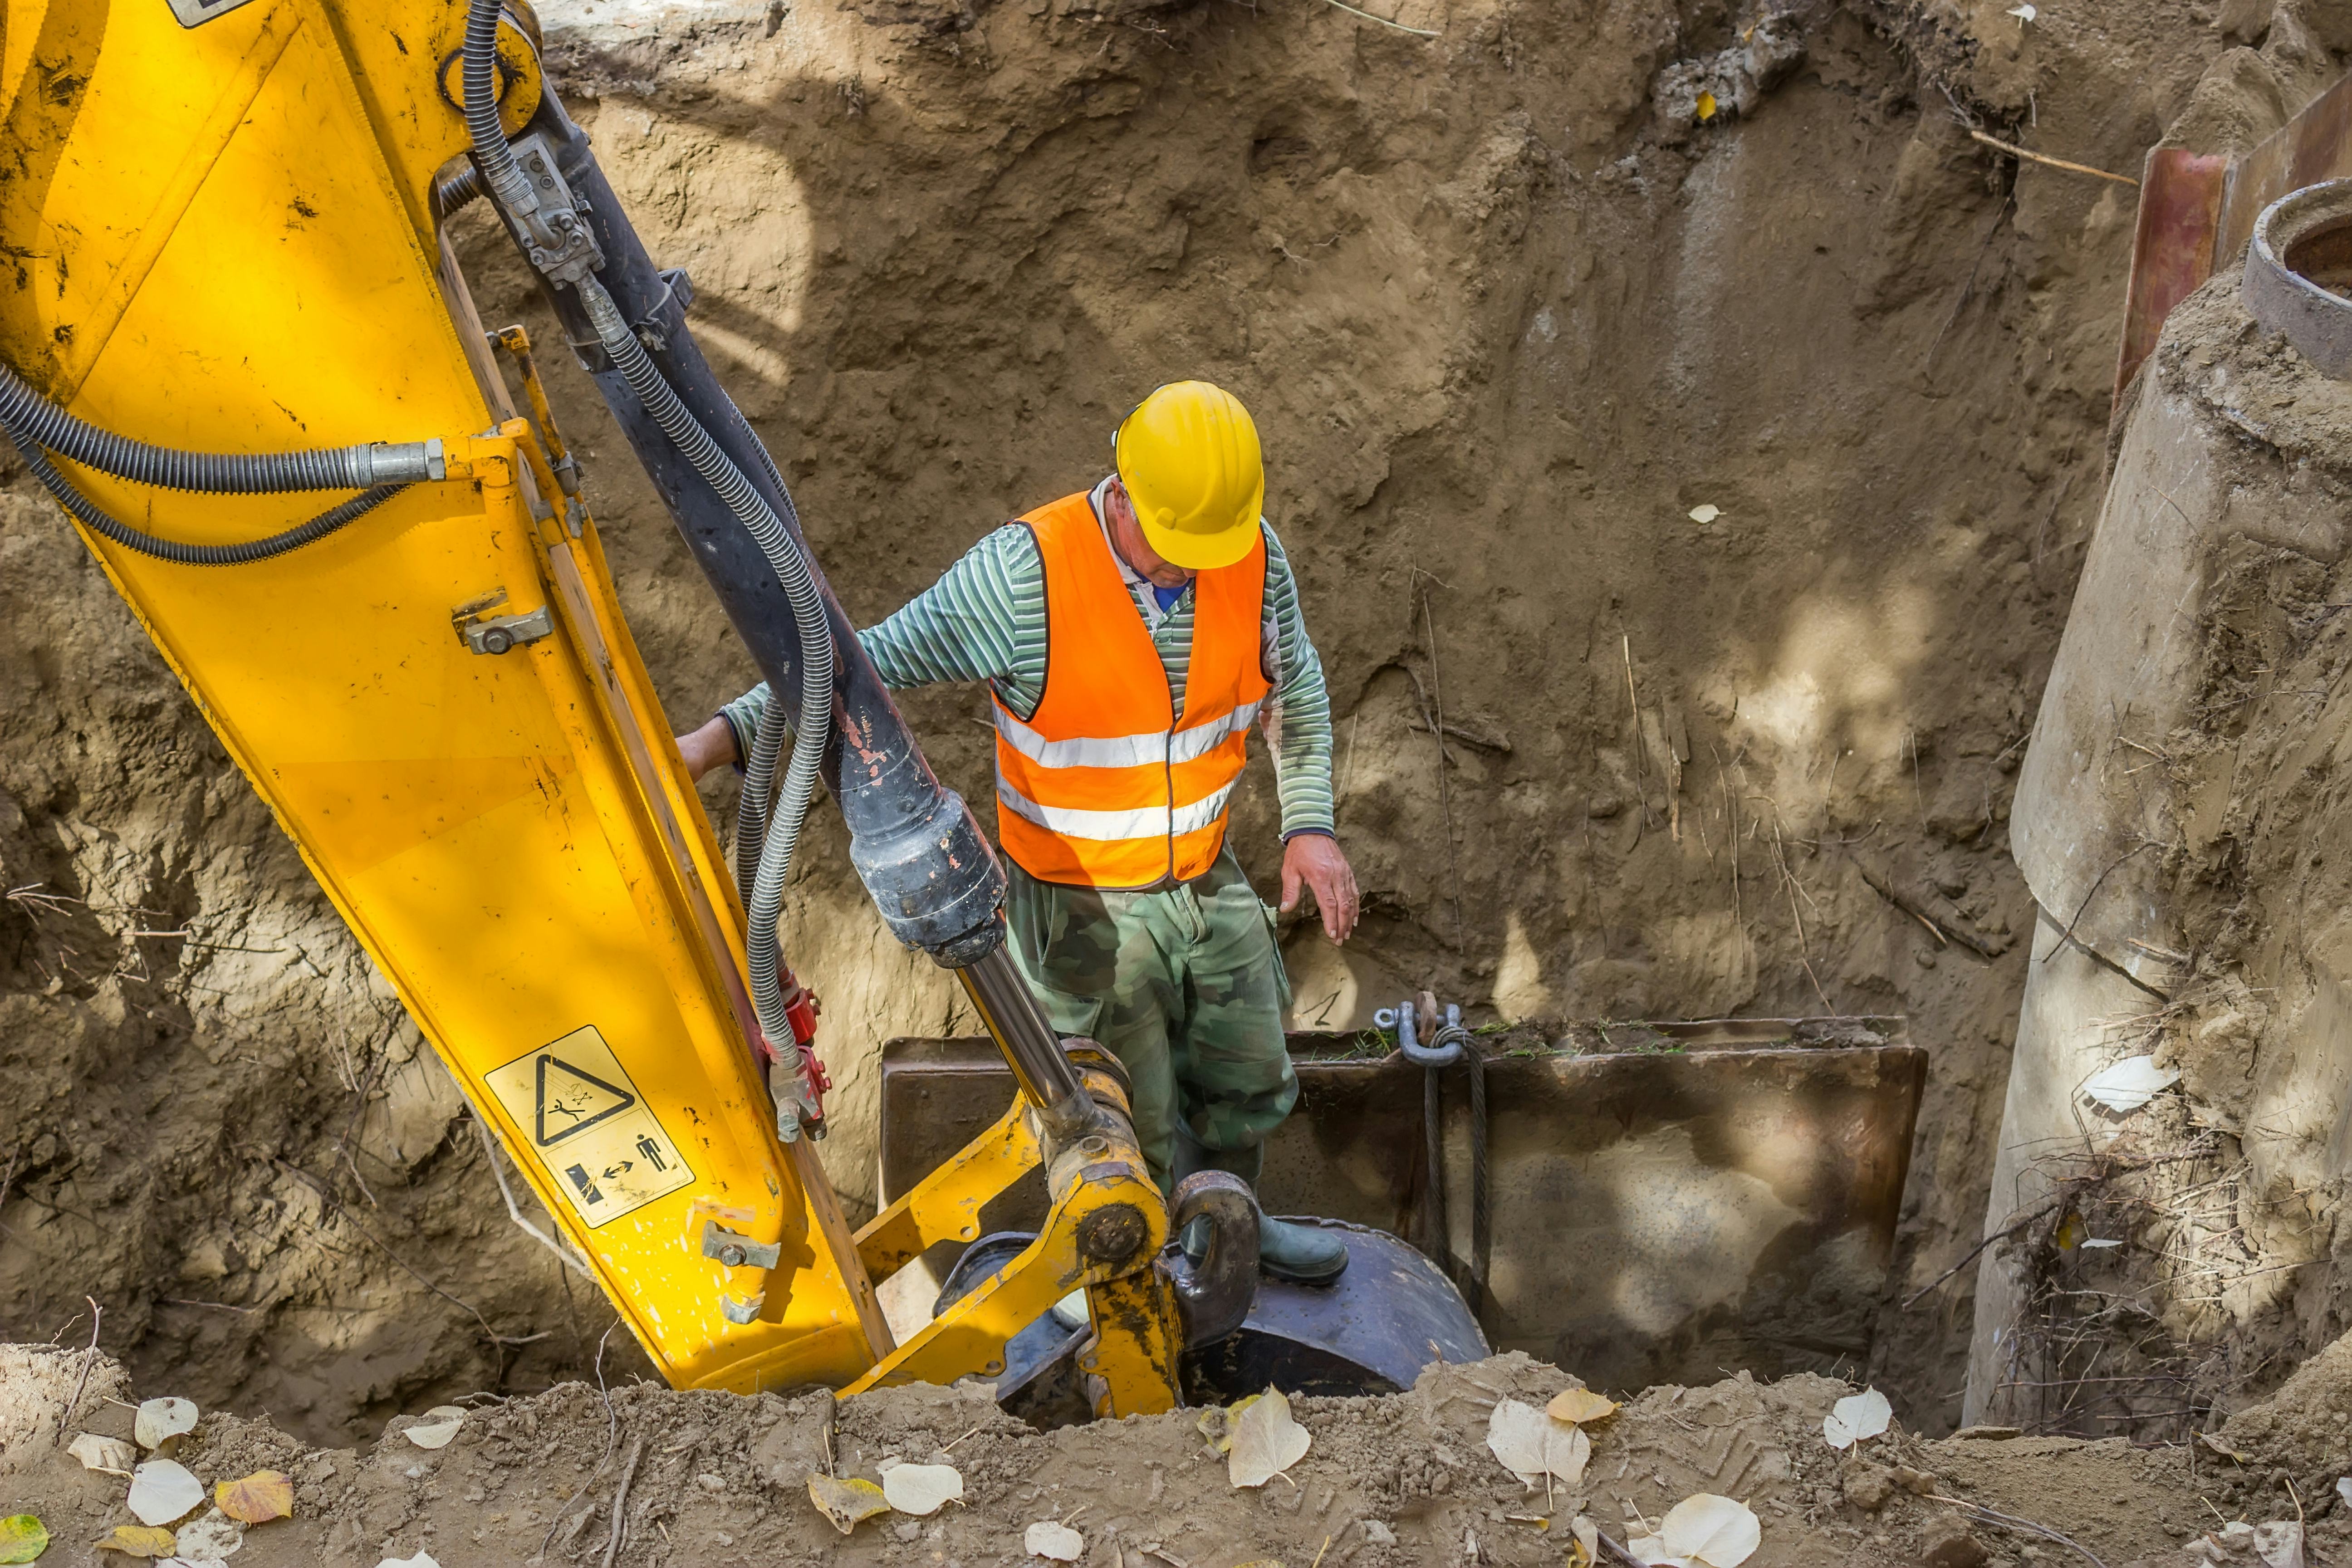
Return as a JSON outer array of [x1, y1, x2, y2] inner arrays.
[[721, 482, 1337, 839]]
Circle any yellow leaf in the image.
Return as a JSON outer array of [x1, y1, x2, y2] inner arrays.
[[0, 1516, 45, 1563], [2055, 1210, 2087, 1250], [1695, 90, 1718, 121], [92, 1526, 175, 1558], [1547, 1388, 1619, 1425], [215, 1470, 294, 1525], [806, 1475, 889, 1535]]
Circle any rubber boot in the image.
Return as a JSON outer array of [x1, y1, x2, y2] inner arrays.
[[1171, 1127, 1349, 1286]]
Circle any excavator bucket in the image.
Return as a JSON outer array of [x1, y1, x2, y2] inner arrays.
[[879, 1018, 1926, 1398]]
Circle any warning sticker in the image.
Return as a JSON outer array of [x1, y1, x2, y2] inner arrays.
[[485, 1025, 693, 1228]]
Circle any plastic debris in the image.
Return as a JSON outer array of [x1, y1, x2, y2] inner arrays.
[[1687, 504, 1721, 524], [1547, 1387, 1619, 1425], [1487, 1399, 1591, 1487], [0, 1515, 45, 1564], [1822, 1389, 1893, 1450], [133, 1398, 197, 1452], [172, 1510, 243, 1564], [214, 1472, 293, 1526], [92, 1527, 175, 1558], [2254, 1521, 2306, 1568], [806, 1475, 890, 1535], [2081, 1056, 2179, 1114], [127, 1460, 206, 1528], [1024, 1521, 1084, 1561], [67, 1433, 137, 1476], [1628, 1494, 1762, 1568], [881, 1463, 963, 1516], [399, 1407, 466, 1450], [1227, 1387, 1311, 1488]]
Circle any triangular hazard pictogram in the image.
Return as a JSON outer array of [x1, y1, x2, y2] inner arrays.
[[534, 1054, 637, 1145]]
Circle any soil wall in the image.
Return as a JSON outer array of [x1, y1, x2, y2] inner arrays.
[[0, 0, 2291, 1444]]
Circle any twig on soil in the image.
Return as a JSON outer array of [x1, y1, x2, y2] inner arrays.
[[63, 1296, 102, 1434], [1318, 0, 1438, 35], [471, 1112, 593, 1277], [2041, 841, 2157, 965], [599, 1435, 644, 1568], [1968, 130, 2138, 186], [594, 1323, 620, 1471], [1851, 857, 2004, 960], [1928, 1493, 2108, 1567]]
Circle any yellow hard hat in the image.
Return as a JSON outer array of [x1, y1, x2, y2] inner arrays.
[[1112, 381, 1265, 571]]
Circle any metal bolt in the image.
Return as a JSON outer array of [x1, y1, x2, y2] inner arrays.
[[481, 627, 513, 654], [718, 1243, 748, 1267]]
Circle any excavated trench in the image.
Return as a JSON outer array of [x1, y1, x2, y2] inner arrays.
[[7, 0, 2352, 1555]]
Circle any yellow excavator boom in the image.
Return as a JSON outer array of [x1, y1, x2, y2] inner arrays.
[[0, 0, 886, 1392]]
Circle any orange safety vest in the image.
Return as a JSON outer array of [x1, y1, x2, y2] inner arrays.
[[994, 490, 1270, 889]]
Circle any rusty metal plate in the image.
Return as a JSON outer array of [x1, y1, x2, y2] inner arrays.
[[879, 1023, 1926, 1393]]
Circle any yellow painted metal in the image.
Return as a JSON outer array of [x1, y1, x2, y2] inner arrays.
[[2, 0, 1198, 1413], [0, 0, 884, 1392], [844, 1069, 1181, 1414], [855, 1097, 1041, 1282]]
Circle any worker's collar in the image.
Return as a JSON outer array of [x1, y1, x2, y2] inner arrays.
[[1088, 476, 1191, 629]]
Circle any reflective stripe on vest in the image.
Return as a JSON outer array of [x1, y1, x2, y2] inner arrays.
[[992, 490, 1270, 889]]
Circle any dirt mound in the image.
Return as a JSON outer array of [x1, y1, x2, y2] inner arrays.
[[3, 1341, 2311, 1567], [0, 0, 2292, 1446]]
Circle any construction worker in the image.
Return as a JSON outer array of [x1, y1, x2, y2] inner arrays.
[[676, 381, 1358, 1283]]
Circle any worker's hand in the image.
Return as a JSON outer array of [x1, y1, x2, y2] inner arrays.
[[676, 715, 740, 782], [1281, 832, 1359, 943]]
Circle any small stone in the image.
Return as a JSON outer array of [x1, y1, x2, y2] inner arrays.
[[1893, 1466, 1938, 1495], [1842, 1462, 1896, 1513], [1364, 1521, 1399, 1546], [1920, 1512, 1988, 1568], [893, 1520, 921, 1543]]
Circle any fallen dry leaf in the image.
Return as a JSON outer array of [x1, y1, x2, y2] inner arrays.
[[1487, 1399, 1591, 1488], [1570, 1514, 1602, 1568], [374, 1554, 439, 1568], [172, 1510, 242, 1564], [1688, 504, 1722, 524], [92, 1526, 175, 1559], [1632, 1494, 1761, 1568], [133, 1398, 197, 1452], [66, 1433, 135, 1476], [1547, 1388, 1619, 1425], [2201, 1431, 2249, 1462], [400, 1407, 466, 1450], [0, 1515, 44, 1565], [127, 1460, 206, 1528], [881, 1463, 962, 1517], [806, 1475, 890, 1535], [1024, 1520, 1084, 1561], [1227, 1387, 1310, 1488], [1822, 1389, 1892, 1451], [214, 1471, 293, 1526]]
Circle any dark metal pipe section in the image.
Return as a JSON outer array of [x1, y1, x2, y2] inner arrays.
[[956, 947, 1092, 1140]]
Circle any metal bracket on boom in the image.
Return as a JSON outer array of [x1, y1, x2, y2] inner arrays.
[[450, 589, 554, 655]]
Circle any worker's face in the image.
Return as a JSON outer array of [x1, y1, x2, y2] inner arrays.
[[1105, 479, 1196, 590]]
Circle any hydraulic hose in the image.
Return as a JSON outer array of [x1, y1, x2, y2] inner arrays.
[[0, 361, 441, 493], [569, 274, 833, 1112], [459, 0, 839, 1119]]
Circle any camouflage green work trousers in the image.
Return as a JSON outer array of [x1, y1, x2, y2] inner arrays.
[[1004, 845, 1297, 1196]]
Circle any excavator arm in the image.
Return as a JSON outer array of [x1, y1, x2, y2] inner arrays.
[[0, 0, 1290, 1413]]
